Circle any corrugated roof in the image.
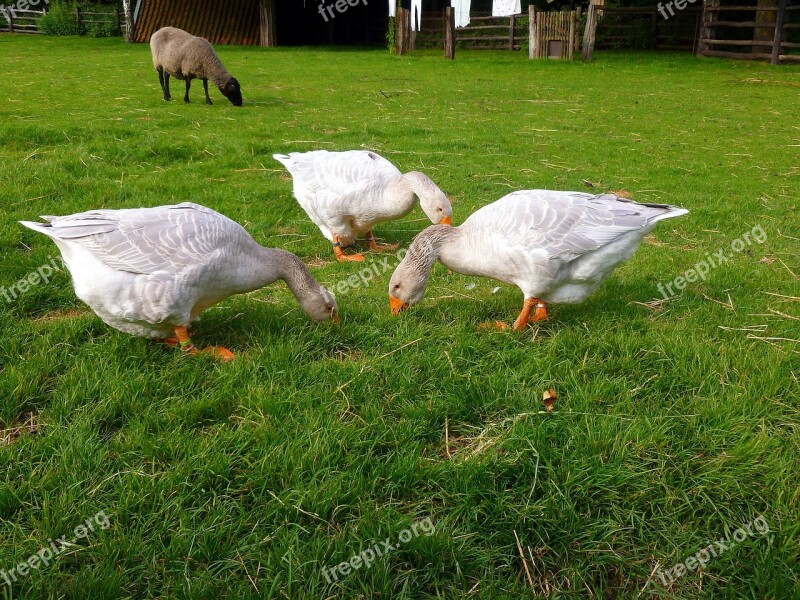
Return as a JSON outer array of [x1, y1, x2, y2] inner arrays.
[[135, 0, 260, 45]]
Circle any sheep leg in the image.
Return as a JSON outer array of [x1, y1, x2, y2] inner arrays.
[[184, 79, 191, 103], [157, 66, 171, 101], [163, 71, 172, 101], [203, 79, 213, 105]]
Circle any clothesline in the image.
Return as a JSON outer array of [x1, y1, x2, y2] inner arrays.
[[388, 0, 522, 30]]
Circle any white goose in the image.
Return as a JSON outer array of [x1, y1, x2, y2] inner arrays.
[[388, 190, 688, 330], [20, 202, 338, 360], [273, 150, 453, 262]]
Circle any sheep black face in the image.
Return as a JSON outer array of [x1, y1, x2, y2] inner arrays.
[[220, 78, 242, 106]]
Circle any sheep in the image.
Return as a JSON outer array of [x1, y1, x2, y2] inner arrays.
[[150, 26, 242, 106]]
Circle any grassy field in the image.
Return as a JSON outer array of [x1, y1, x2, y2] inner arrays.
[[0, 35, 798, 598]]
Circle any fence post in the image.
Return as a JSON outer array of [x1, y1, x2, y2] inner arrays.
[[395, 8, 408, 55], [697, 0, 718, 56], [444, 6, 455, 59], [771, 0, 787, 64], [568, 10, 576, 61], [509, 14, 515, 50], [582, 0, 599, 59], [7, 9, 13, 33], [75, 6, 81, 33], [528, 5, 537, 58]]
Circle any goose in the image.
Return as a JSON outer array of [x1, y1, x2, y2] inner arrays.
[[273, 150, 453, 262], [20, 202, 338, 360], [388, 190, 688, 330]]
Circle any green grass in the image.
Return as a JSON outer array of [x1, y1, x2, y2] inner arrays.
[[0, 35, 798, 598]]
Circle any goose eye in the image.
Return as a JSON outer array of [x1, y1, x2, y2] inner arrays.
[[437, 208, 443, 212], [393, 284, 400, 290]]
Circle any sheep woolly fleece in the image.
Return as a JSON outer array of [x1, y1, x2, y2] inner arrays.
[[150, 27, 234, 89]]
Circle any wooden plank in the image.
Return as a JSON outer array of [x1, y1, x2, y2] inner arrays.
[[445, 6, 455, 59], [778, 53, 800, 61], [705, 5, 779, 10], [702, 38, 762, 45], [583, 3, 598, 59], [259, 0, 276, 47], [529, 5, 536, 58], [701, 49, 772, 59], [459, 25, 515, 31], [462, 45, 522, 50], [771, 0, 787, 64], [457, 35, 513, 41], [569, 10, 576, 60], [704, 20, 778, 27]]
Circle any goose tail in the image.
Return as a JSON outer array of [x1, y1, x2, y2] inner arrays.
[[648, 204, 689, 224], [273, 153, 292, 168], [19, 220, 55, 237]]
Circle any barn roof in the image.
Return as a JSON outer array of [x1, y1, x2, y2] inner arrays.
[[134, 0, 261, 46]]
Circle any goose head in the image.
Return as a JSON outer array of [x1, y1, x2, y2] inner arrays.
[[300, 285, 339, 323], [404, 172, 453, 225], [388, 226, 446, 315]]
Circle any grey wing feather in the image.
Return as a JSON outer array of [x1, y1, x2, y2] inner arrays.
[[32, 203, 246, 275], [480, 191, 685, 260], [275, 150, 400, 195]]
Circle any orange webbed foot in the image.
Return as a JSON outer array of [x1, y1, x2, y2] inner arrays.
[[200, 346, 235, 361], [335, 252, 365, 262], [368, 240, 400, 252], [332, 234, 365, 262]]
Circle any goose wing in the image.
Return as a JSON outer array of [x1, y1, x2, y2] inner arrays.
[[274, 150, 401, 196], [24, 203, 246, 275], [474, 190, 682, 261]]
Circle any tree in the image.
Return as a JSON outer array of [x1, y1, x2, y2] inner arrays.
[[122, 0, 133, 42]]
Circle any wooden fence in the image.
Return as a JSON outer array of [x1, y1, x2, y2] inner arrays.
[[583, 2, 703, 57], [0, 6, 125, 35], [450, 12, 528, 50], [0, 8, 46, 34], [698, 0, 800, 64], [600, 5, 702, 51], [74, 6, 125, 35], [397, 10, 528, 53]]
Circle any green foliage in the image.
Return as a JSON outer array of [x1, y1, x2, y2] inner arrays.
[[84, 11, 120, 37], [37, 2, 83, 36], [387, 16, 396, 53], [0, 37, 798, 598], [37, 0, 120, 37]]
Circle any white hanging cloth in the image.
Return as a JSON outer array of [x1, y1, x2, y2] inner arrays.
[[452, 0, 471, 28], [388, 0, 396, 17], [410, 0, 422, 31], [492, 0, 521, 17]]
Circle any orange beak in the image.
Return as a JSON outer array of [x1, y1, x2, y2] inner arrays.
[[439, 215, 452, 226], [389, 295, 410, 315]]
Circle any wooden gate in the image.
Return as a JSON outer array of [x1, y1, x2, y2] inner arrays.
[[698, 0, 800, 64], [529, 7, 580, 60]]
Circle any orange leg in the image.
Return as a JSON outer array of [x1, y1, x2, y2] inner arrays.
[[365, 231, 399, 252], [480, 298, 548, 332], [332, 234, 365, 262], [172, 325, 235, 361], [512, 298, 548, 330]]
